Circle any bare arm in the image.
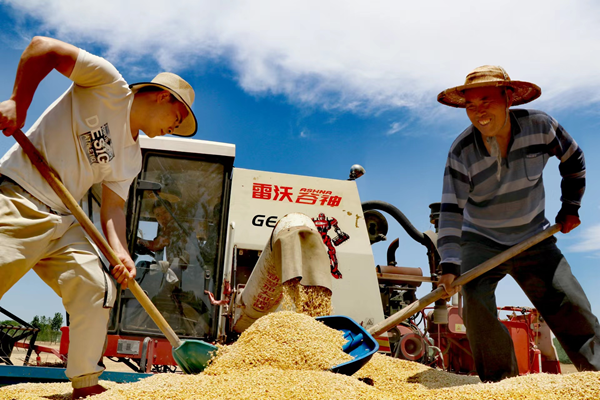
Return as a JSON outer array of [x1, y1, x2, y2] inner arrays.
[[0, 36, 79, 136], [101, 184, 136, 289]]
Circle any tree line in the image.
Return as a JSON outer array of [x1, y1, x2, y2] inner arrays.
[[1, 312, 64, 343]]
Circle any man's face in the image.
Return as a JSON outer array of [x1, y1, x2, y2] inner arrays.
[[144, 91, 189, 138], [464, 86, 511, 138]]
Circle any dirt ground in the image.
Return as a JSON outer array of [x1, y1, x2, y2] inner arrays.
[[9, 341, 132, 372], [9, 340, 579, 375]]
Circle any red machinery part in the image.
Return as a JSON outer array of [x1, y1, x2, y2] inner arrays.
[[398, 332, 426, 361], [427, 306, 562, 375], [60, 327, 177, 370], [503, 319, 534, 375]]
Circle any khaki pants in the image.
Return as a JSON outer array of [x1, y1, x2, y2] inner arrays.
[[0, 179, 116, 388]]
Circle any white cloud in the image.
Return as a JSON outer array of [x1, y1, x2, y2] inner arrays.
[[570, 224, 600, 253], [5, 0, 600, 114], [386, 121, 407, 136]]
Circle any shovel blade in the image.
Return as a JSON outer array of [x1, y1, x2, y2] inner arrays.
[[316, 315, 379, 376], [172, 339, 218, 374]]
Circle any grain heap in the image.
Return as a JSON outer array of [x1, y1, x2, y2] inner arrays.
[[354, 352, 480, 399], [0, 381, 113, 400], [354, 353, 600, 400], [422, 371, 600, 400], [5, 352, 600, 399], [281, 278, 333, 317], [0, 368, 389, 400], [3, 311, 600, 399], [204, 311, 352, 374]]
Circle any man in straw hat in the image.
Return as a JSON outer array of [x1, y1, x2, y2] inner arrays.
[[436, 65, 600, 381], [0, 36, 197, 398]]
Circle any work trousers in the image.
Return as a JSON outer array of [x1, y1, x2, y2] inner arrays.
[[461, 235, 600, 382], [0, 179, 116, 388]]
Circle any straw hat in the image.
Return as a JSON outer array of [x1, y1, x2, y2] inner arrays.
[[437, 65, 541, 108], [130, 72, 198, 137]]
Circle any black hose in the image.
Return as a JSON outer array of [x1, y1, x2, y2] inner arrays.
[[362, 200, 426, 245], [362, 200, 440, 276], [386, 238, 399, 266]]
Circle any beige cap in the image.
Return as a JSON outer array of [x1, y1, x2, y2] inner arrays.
[[130, 72, 198, 137]]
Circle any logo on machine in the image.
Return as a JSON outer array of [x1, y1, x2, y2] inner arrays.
[[312, 213, 350, 280], [79, 123, 115, 165], [252, 215, 278, 228], [252, 183, 343, 207]]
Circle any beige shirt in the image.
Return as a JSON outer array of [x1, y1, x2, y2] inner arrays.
[[0, 50, 141, 214]]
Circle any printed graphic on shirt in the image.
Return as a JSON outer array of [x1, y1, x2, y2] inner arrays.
[[79, 123, 115, 165]]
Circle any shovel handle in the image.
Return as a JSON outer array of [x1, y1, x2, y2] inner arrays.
[[368, 223, 562, 337], [13, 129, 182, 349]]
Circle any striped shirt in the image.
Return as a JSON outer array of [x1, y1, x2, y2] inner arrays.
[[438, 109, 586, 276]]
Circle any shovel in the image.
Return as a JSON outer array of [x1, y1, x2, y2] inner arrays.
[[12, 129, 217, 374], [316, 315, 379, 376], [367, 223, 562, 337]]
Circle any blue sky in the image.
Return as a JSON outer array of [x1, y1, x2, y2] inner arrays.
[[0, 1, 599, 325]]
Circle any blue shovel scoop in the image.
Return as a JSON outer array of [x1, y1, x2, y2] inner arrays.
[[316, 315, 379, 376]]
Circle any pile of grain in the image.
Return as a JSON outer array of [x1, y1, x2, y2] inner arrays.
[[0, 369, 388, 400], [204, 311, 353, 374], [281, 278, 333, 317], [354, 352, 480, 399], [0, 381, 119, 400], [425, 371, 600, 400], [5, 354, 600, 400], [355, 353, 600, 400], [3, 310, 600, 400]]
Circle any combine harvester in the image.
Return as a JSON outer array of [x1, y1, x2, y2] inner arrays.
[[0, 135, 561, 384]]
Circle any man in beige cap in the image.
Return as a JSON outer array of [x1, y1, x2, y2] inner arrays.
[[0, 36, 197, 398], [436, 65, 600, 382]]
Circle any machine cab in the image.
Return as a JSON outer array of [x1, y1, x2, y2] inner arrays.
[[82, 136, 234, 343]]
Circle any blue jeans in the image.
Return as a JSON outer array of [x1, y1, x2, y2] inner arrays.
[[461, 236, 600, 382]]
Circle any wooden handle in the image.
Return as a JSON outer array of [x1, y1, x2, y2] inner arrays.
[[13, 129, 182, 348], [368, 223, 562, 337]]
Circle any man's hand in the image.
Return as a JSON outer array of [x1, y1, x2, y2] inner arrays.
[[556, 214, 581, 234], [111, 253, 137, 290], [154, 236, 170, 250], [0, 99, 24, 137], [438, 273, 461, 300]]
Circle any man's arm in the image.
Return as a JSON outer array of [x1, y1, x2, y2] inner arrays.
[[437, 149, 470, 298], [101, 184, 136, 289], [0, 36, 79, 136], [548, 120, 585, 234]]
